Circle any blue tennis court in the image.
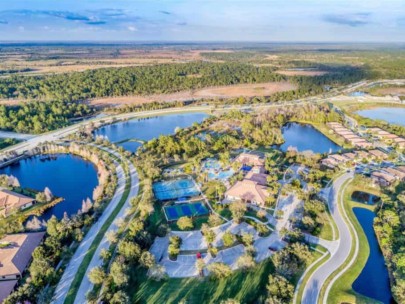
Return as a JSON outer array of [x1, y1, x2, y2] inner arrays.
[[153, 178, 200, 201], [163, 201, 209, 221]]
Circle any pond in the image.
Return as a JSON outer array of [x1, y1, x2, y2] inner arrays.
[[356, 107, 405, 126], [352, 207, 393, 304], [279, 123, 341, 153], [351, 191, 380, 205], [0, 154, 99, 221], [94, 113, 209, 152]]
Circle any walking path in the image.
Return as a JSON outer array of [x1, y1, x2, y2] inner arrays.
[[74, 160, 138, 303], [52, 148, 139, 304], [301, 172, 353, 304]]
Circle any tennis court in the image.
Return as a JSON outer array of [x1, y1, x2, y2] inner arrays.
[[153, 178, 200, 201], [164, 201, 209, 221]]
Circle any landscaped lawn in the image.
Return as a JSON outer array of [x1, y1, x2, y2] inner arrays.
[[128, 259, 274, 304]]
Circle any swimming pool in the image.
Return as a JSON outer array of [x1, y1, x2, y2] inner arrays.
[[202, 158, 235, 181]]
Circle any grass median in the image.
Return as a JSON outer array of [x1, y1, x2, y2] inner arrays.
[[64, 158, 132, 304]]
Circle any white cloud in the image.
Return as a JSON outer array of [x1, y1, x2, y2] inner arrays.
[[127, 25, 137, 32]]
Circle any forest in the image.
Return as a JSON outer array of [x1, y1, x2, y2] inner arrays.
[[0, 62, 285, 101], [0, 101, 93, 133]]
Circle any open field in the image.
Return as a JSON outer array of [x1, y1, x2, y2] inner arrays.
[[90, 81, 296, 107], [370, 86, 405, 96], [275, 70, 328, 76]]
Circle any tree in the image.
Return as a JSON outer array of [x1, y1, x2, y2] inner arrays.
[[208, 213, 223, 227], [229, 201, 247, 223], [117, 240, 141, 263], [100, 248, 111, 263], [110, 291, 129, 304], [177, 216, 194, 230], [257, 209, 267, 219], [207, 262, 232, 279], [237, 254, 255, 270], [267, 274, 294, 302], [106, 230, 118, 244], [110, 260, 129, 287], [201, 225, 216, 244], [88, 266, 106, 285], [44, 187, 53, 202], [196, 258, 206, 276], [148, 264, 167, 281], [140, 251, 156, 269], [256, 223, 269, 236], [35, 192, 47, 203], [222, 231, 235, 247], [241, 232, 254, 246]]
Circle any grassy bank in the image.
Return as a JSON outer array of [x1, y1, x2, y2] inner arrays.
[[319, 179, 380, 304]]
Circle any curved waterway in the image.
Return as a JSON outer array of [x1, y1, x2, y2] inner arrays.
[[352, 207, 393, 304], [0, 154, 98, 221], [356, 107, 405, 126], [94, 113, 209, 152], [280, 122, 341, 153]]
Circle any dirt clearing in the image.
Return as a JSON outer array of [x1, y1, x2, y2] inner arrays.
[[276, 70, 328, 76], [90, 81, 297, 107]]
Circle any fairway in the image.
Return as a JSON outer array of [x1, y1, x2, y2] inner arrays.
[[164, 201, 209, 221]]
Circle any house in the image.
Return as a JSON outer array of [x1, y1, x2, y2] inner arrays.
[[234, 153, 265, 167], [244, 166, 268, 186], [354, 141, 373, 148], [383, 168, 405, 182], [0, 280, 18, 303], [329, 154, 349, 163], [225, 179, 270, 206], [321, 158, 339, 169], [369, 149, 388, 160], [397, 166, 405, 173], [355, 150, 370, 160], [0, 190, 36, 218], [342, 152, 356, 161], [371, 171, 396, 187]]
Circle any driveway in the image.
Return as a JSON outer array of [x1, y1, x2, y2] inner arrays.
[[301, 172, 353, 304]]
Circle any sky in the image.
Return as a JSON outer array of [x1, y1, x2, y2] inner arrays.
[[0, 0, 404, 42]]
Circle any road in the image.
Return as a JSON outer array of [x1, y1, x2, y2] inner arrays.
[[301, 172, 353, 304], [73, 151, 139, 304], [0, 130, 35, 140], [52, 150, 132, 304]]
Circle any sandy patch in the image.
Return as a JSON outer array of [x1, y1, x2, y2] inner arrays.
[[276, 70, 328, 76], [372, 87, 405, 96], [90, 81, 297, 107]]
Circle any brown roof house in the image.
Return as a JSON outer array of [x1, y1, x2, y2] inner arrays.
[[0, 232, 45, 302], [225, 179, 270, 206], [234, 153, 265, 167], [0, 189, 35, 218], [371, 171, 396, 187]]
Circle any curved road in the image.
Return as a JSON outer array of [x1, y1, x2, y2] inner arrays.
[[301, 172, 353, 304], [52, 149, 139, 304]]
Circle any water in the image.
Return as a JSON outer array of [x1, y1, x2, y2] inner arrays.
[[352, 208, 393, 304], [356, 107, 405, 126], [280, 123, 341, 153], [94, 113, 209, 152], [0, 154, 98, 221]]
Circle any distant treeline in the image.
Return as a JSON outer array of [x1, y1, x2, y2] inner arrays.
[[0, 62, 285, 101], [0, 101, 93, 133]]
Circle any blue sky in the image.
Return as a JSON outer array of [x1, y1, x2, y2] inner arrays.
[[0, 0, 404, 42]]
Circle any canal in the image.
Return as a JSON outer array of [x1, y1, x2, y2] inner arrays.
[[352, 207, 393, 304]]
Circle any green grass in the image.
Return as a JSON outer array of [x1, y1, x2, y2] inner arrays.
[[129, 259, 273, 304], [319, 179, 381, 304], [318, 208, 339, 241], [64, 160, 132, 304]]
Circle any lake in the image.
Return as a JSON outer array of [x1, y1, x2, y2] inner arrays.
[[352, 207, 393, 304], [0, 154, 99, 221], [356, 107, 405, 126], [279, 122, 341, 153], [94, 113, 209, 152]]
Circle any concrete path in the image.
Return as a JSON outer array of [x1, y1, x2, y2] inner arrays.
[[74, 160, 139, 304], [301, 172, 353, 304], [52, 159, 126, 304]]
